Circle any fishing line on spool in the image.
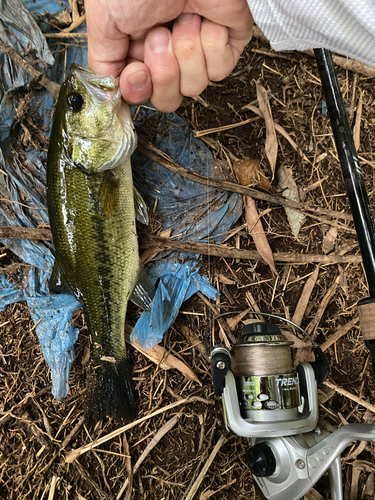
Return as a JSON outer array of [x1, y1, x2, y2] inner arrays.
[[204, 310, 318, 358]]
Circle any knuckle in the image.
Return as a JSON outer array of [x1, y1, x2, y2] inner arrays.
[[173, 38, 197, 61], [182, 81, 208, 98], [151, 66, 178, 87]]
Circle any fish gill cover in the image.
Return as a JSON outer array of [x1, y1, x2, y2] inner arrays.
[[0, 0, 243, 400]]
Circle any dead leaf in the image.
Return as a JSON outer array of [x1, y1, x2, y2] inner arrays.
[[243, 196, 276, 272], [232, 158, 273, 192], [45, 8, 72, 28], [322, 226, 338, 254], [256, 82, 278, 177], [292, 265, 320, 327], [278, 164, 305, 237], [125, 329, 201, 385]]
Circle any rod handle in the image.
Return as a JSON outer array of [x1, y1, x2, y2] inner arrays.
[[358, 297, 375, 340]]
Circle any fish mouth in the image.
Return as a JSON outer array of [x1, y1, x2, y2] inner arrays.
[[70, 64, 118, 92]]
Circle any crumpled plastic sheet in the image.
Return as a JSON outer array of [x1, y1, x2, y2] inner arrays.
[[0, 0, 243, 400], [130, 110, 243, 348]]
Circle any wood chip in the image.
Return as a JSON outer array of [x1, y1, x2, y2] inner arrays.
[[184, 435, 227, 500], [256, 82, 278, 177], [320, 317, 359, 352], [292, 265, 320, 327], [353, 91, 363, 151], [116, 414, 181, 500], [303, 487, 325, 500], [323, 380, 375, 413], [306, 270, 344, 337], [226, 308, 252, 331]]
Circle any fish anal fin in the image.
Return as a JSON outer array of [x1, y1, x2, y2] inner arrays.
[[84, 358, 135, 427], [99, 172, 120, 217], [134, 187, 149, 225], [49, 260, 72, 294], [130, 262, 155, 312]]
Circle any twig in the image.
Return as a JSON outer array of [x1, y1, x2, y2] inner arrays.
[[193, 117, 259, 137], [122, 435, 132, 500], [44, 32, 87, 38], [142, 235, 362, 265], [65, 397, 207, 463], [324, 380, 375, 413], [184, 434, 227, 500], [0, 385, 52, 429], [138, 141, 352, 222], [116, 414, 180, 500], [62, 13, 86, 33], [0, 40, 60, 99], [48, 476, 58, 500], [62, 416, 85, 448], [0, 226, 52, 240]]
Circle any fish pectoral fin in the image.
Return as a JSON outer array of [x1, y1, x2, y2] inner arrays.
[[49, 260, 73, 294], [134, 186, 149, 225], [99, 171, 120, 217], [130, 262, 155, 312]]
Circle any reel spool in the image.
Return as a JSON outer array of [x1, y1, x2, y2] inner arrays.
[[231, 322, 300, 421]]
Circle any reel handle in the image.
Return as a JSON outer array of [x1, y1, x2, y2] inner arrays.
[[253, 423, 375, 500]]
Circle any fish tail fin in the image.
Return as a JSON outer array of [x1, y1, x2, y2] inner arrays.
[[84, 358, 135, 427]]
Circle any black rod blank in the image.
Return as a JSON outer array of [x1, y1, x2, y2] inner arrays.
[[314, 48, 375, 297]]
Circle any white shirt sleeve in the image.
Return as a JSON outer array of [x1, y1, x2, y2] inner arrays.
[[247, 0, 375, 66]]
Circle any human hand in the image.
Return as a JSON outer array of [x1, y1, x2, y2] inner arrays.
[[85, 0, 253, 112]]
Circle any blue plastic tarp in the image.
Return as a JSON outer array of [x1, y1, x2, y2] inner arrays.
[[0, 0, 243, 400]]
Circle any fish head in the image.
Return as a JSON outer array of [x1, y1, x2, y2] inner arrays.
[[59, 65, 137, 173]]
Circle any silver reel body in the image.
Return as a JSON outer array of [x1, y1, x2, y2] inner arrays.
[[210, 322, 375, 500]]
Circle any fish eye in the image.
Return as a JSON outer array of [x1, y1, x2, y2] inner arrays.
[[67, 92, 85, 112]]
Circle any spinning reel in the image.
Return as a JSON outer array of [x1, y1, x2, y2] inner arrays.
[[207, 314, 375, 500]]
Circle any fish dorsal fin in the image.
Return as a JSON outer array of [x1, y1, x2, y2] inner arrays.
[[134, 187, 149, 225], [99, 172, 120, 217], [130, 262, 155, 312]]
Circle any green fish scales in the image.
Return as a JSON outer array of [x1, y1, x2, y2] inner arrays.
[[47, 66, 152, 425]]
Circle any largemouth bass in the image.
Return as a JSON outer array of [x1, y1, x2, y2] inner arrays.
[[47, 65, 154, 425]]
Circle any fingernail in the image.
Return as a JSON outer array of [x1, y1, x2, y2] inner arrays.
[[149, 29, 170, 54], [128, 70, 149, 91], [177, 13, 195, 24]]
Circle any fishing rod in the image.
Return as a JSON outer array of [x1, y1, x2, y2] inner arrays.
[[314, 48, 375, 377]]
